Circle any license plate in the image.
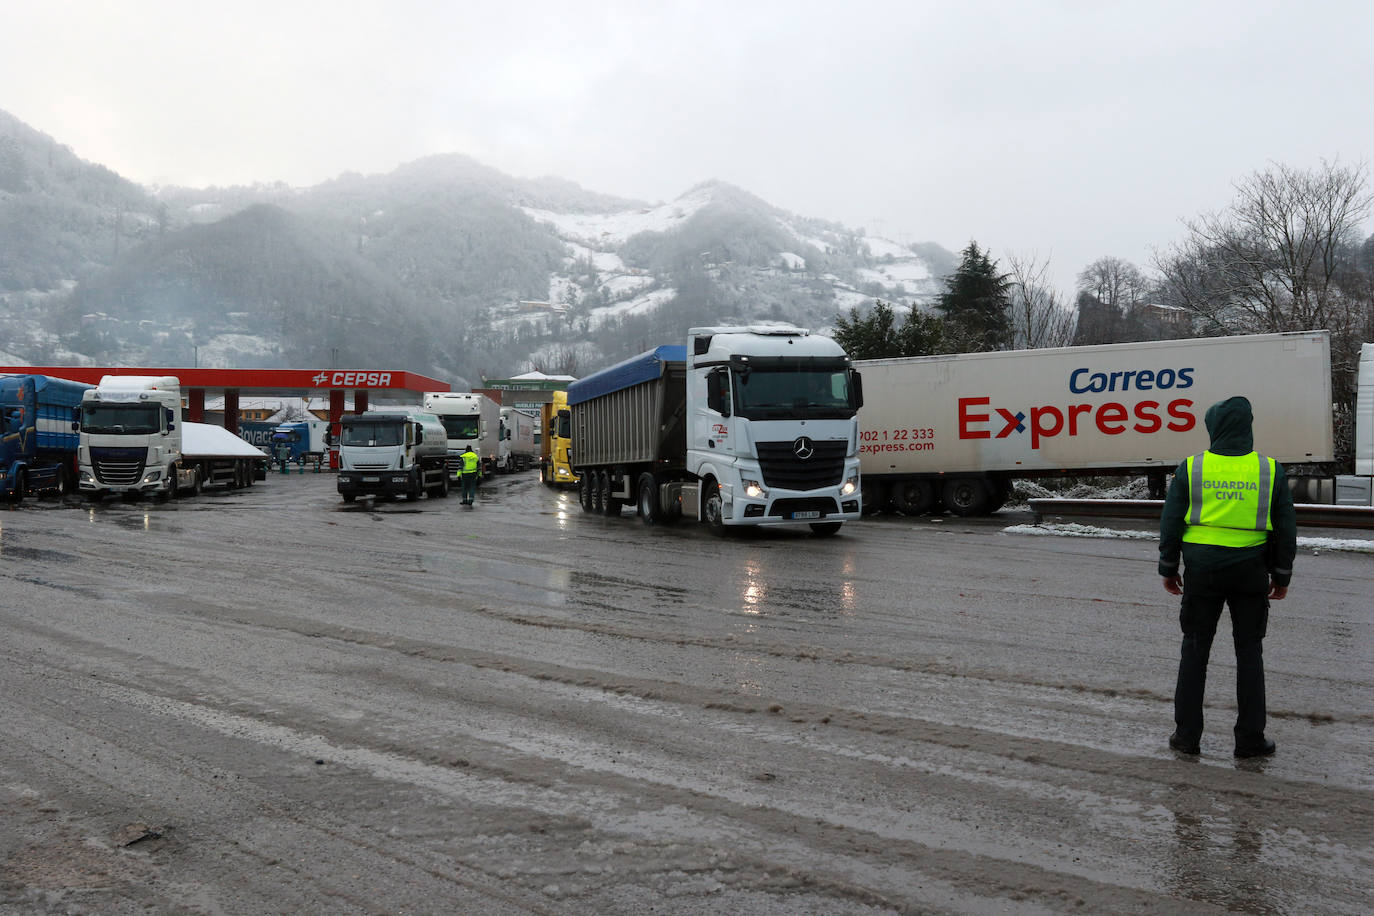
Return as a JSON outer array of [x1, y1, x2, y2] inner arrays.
[[791, 510, 821, 520], [362, 476, 380, 483]]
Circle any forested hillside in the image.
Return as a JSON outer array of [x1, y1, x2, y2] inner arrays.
[[1, 110, 947, 382]]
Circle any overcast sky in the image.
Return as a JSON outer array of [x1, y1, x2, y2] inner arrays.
[[5, 0, 1372, 292]]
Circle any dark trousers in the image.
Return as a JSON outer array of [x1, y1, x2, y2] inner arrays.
[[461, 472, 477, 503], [1174, 557, 1270, 744]]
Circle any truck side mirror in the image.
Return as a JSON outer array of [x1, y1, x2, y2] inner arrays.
[[165, 408, 176, 432], [851, 371, 864, 410]]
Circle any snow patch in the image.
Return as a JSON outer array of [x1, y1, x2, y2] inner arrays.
[[1003, 523, 1374, 554]]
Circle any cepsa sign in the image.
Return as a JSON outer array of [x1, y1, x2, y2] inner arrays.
[[311, 371, 393, 388], [958, 364, 1198, 450]]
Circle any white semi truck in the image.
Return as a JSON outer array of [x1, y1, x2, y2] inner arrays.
[[498, 406, 537, 472], [855, 331, 1335, 516], [568, 326, 864, 536], [78, 375, 267, 500], [336, 409, 449, 502], [422, 392, 500, 479]]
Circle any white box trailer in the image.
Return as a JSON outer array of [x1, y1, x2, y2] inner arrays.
[[498, 407, 537, 472], [855, 331, 1334, 516]]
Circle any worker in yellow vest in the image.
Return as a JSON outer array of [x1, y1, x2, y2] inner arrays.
[[459, 444, 479, 505], [1159, 396, 1296, 758]]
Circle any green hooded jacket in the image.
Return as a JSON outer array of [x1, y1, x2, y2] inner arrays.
[[1158, 396, 1297, 585]]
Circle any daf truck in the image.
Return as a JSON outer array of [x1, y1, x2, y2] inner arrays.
[[498, 407, 537, 472], [539, 388, 578, 489], [336, 409, 449, 502], [568, 326, 864, 536], [855, 331, 1335, 516], [1, 374, 92, 502], [422, 392, 500, 479], [78, 376, 268, 499]]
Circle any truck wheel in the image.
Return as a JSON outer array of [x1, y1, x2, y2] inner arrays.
[[636, 472, 659, 525], [602, 471, 623, 516], [54, 465, 71, 498], [892, 479, 935, 516], [342, 493, 356, 503], [406, 471, 420, 501], [860, 479, 888, 516], [810, 522, 843, 537], [7, 469, 25, 504], [941, 477, 990, 516], [434, 472, 449, 498], [702, 480, 726, 533], [578, 474, 593, 512]]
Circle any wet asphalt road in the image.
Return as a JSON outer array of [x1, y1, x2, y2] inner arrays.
[[1, 471, 1370, 915]]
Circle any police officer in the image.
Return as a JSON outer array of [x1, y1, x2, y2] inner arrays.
[[459, 444, 479, 505], [1159, 396, 1296, 758]]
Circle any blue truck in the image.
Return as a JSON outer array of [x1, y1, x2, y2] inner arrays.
[[1, 374, 94, 502], [239, 419, 328, 471]]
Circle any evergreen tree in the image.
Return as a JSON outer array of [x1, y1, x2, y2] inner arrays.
[[832, 299, 947, 359], [935, 241, 1012, 351]]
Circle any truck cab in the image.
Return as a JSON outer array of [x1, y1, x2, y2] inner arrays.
[[539, 389, 578, 488], [422, 392, 500, 479], [78, 376, 183, 498], [685, 327, 864, 531], [336, 409, 450, 502]]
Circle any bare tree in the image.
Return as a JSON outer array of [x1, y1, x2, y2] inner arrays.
[[1076, 256, 1151, 312], [1006, 252, 1076, 349], [1155, 159, 1372, 336]]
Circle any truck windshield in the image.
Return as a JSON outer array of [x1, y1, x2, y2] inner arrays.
[[439, 417, 479, 439], [733, 367, 857, 420], [82, 404, 162, 434], [341, 422, 403, 447]]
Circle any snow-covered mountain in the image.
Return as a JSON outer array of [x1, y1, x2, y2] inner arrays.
[[0, 110, 952, 382]]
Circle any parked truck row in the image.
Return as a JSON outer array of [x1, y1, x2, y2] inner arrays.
[[10, 331, 1368, 521]]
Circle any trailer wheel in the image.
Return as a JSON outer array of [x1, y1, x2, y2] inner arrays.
[[636, 473, 660, 525], [892, 479, 935, 516], [941, 477, 990, 517], [860, 479, 888, 516], [191, 468, 203, 496], [590, 472, 605, 513], [602, 471, 623, 516], [702, 479, 726, 534], [810, 522, 843, 537], [578, 473, 593, 512]]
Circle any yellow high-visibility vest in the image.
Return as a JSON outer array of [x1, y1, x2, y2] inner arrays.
[[1181, 450, 1276, 548], [461, 450, 479, 474]]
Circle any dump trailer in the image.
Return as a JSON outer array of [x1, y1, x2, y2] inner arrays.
[[1, 374, 92, 502], [855, 331, 1334, 516], [568, 326, 864, 536], [539, 388, 578, 489], [78, 376, 267, 499], [499, 407, 537, 472]]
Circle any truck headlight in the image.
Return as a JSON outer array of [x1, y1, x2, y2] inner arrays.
[[142, 469, 163, 483], [841, 474, 859, 496], [742, 477, 767, 499]]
